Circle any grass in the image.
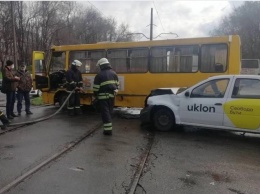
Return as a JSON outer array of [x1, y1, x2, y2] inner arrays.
[[31, 96, 44, 106]]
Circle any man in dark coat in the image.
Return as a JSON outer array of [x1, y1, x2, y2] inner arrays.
[[93, 58, 119, 135], [15, 63, 33, 115], [2, 60, 20, 119]]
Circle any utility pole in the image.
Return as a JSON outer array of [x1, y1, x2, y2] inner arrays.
[[11, 1, 18, 69], [127, 7, 178, 41], [150, 8, 153, 41]]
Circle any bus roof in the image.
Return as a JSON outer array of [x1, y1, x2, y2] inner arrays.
[[51, 35, 240, 52]]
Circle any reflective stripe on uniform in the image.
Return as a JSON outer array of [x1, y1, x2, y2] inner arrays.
[[97, 93, 114, 100], [77, 81, 83, 87], [0, 112, 3, 116], [100, 80, 118, 86], [103, 123, 112, 131], [75, 106, 81, 109], [93, 84, 100, 92]]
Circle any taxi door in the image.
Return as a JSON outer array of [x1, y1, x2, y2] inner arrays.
[[179, 78, 230, 126], [223, 77, 260, 131]]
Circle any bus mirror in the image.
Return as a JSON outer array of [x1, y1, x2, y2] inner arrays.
[[185, 91, 190, 97]]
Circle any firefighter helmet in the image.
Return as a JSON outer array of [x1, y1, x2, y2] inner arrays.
[[96, 58, 109, 66], [72, 60, 82, 67]]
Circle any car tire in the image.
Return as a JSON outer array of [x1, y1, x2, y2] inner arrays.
[[153, 107, 175, 131]]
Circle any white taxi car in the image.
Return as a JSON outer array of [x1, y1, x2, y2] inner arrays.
[[140, 75, 260, 134]]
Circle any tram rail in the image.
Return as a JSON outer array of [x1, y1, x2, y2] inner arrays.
[[1, 123, 154, 194], [0, 121, 102, 194], [127, 132, 154, 194], [0, 89, 155, 194]]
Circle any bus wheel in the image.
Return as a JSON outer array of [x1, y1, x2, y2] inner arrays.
[[153, 108, 175, 131], [59, 93, 68, 110]]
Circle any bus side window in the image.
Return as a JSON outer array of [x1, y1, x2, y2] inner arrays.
[[129, 49, 148, 73], [201, 44, 227, 73], [167, 46, 199, 73], [150, 47, 168, 72], [215, 63, 224, 72], [108, 49, 128, 73]]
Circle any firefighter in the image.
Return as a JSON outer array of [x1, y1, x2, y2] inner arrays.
[[94, 58, 119, 135], [65, 60, 83, 116]]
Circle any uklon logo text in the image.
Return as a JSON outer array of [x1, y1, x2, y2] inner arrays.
[[187, 104, 216, 113]]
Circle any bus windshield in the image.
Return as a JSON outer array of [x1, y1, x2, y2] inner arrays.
[[49, 52, 66, 74]]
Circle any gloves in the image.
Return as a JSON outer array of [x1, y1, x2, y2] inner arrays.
[[114, 89, 118, 95]]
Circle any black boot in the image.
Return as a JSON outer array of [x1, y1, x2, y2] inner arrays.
[[11, 113, 18, 117], [103, 130, 112, 136], [68, 109, 75, 116], [0, 114, 10, 130], [26, 111, 33, 115], [75, 108, 82, 115]]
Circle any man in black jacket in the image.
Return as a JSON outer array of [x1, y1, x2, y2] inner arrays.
[[94, 58, 119, 135], [65, 60, 83, 116], [2, 60, 20, 119]]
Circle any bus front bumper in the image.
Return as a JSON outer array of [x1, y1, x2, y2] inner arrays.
[[140, 105, 154, 124]]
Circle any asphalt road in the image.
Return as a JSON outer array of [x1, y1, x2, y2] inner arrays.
[[136, 128, 260, 194], [0, 105, 260, 194]]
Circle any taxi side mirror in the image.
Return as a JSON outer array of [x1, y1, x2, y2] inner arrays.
[[185, 91, 190, 97]]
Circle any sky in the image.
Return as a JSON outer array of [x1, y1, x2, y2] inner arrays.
[[82, 1, 245, 41]]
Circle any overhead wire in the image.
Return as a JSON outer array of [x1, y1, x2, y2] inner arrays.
[[87, 1, 105, 17], [153, 1, 168, 39]]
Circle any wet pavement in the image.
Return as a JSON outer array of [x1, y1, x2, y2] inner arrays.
[[6, 117, 148, 194], [0, 105, 150, 194], [136, 129, 260, 194], [0, 100, 260, 194]]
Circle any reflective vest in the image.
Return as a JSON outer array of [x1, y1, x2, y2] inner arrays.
[[93, 68, 119, 100]]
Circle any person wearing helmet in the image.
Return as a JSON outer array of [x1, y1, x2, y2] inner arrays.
[[93, 58, 119, 135], [65, 60, 84, 116]]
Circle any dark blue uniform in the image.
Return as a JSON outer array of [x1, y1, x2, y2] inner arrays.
[[93, 64, 119, 135], [66, 66, 83, 115]]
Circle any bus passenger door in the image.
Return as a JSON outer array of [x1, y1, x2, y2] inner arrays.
[[32, 51, 49, 89]]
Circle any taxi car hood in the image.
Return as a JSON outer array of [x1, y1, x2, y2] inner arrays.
[[146, 87, 184, 107], [150, 87, 187, 96]]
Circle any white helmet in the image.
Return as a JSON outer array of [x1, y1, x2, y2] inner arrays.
[[96, 58, 109, 67], [72, 60, 82, 67]]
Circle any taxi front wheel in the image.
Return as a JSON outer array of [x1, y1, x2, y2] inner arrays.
[[153, 108, 175, 131]]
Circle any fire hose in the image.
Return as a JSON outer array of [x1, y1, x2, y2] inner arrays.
[[1, 89, 75, 128]]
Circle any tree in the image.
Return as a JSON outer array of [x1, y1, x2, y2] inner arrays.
[[211, 2, 260, 59], [0, 2, 13, 68], [115, 23, 133, 42], [0, 1, 135, 67]]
